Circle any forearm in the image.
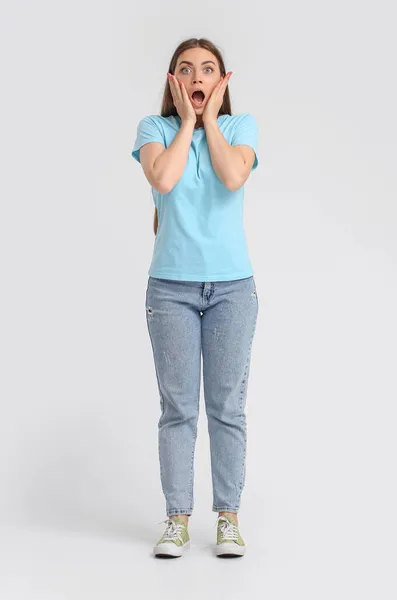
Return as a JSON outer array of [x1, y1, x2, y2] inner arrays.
[[152, 120, 195, 192], [204, 119, 246, 190]]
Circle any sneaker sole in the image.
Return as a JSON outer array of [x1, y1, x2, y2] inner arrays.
[[153, 539, 190, 558], [216, 542, 245, 557]]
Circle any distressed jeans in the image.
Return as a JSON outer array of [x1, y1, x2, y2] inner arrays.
[[145, 275, 259, 517]]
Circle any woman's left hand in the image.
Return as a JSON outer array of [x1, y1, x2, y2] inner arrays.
[[202, 72, 232, 125]]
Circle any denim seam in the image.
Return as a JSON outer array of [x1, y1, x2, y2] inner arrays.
[[167, 508, 192, 516], [145, 310, 166, 489], [188, 417, 198, 511], [236, 307, 258, 506]]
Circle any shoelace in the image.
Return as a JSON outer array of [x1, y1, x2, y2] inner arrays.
[[214, 515, 239, 541], [156, 518, 186, 542]]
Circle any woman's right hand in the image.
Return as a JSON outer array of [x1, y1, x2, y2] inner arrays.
[[167, 73, 196, 126]]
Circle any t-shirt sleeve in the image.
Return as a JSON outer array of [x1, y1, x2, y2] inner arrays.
[[131, 116, 165, 163], [230, 113, 259, 171]]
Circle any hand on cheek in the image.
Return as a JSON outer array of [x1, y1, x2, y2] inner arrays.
[[202, 72, 232, 123]]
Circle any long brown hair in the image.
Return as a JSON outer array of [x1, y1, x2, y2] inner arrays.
[[160, 38, 232, 117]]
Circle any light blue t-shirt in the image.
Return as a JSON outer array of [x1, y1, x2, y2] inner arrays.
[[131, 112, 259, 281]]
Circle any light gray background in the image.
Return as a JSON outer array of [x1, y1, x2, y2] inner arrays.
[[1, 0, 396, 598]]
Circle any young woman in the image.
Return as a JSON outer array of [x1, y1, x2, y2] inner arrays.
[[131, 38, 259, 558]]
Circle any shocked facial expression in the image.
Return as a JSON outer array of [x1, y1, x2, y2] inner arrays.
[[174, 47, 222, 112]]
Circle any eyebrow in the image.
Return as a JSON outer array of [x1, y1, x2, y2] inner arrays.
[[178, 60, 216, 67]]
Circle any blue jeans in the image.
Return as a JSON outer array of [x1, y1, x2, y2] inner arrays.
[[145, 275, 259, 517]]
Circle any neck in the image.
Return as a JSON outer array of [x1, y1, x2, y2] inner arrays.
[[194, 116, 204, 129]]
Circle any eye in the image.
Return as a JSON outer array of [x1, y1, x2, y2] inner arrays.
[[179, 66, 214, 74]]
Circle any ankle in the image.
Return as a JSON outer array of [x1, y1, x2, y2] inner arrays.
[[170, 514, 189, 524], [218, 511, 238, 524]]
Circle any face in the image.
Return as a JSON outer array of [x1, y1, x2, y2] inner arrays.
[[174, 47, 222, 113]]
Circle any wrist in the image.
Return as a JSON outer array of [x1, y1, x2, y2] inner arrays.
[[181, 117, 196, 128], [203, 116, 218, 128]]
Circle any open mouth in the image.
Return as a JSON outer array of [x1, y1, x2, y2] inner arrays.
[[190, 90, 206, 107]]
